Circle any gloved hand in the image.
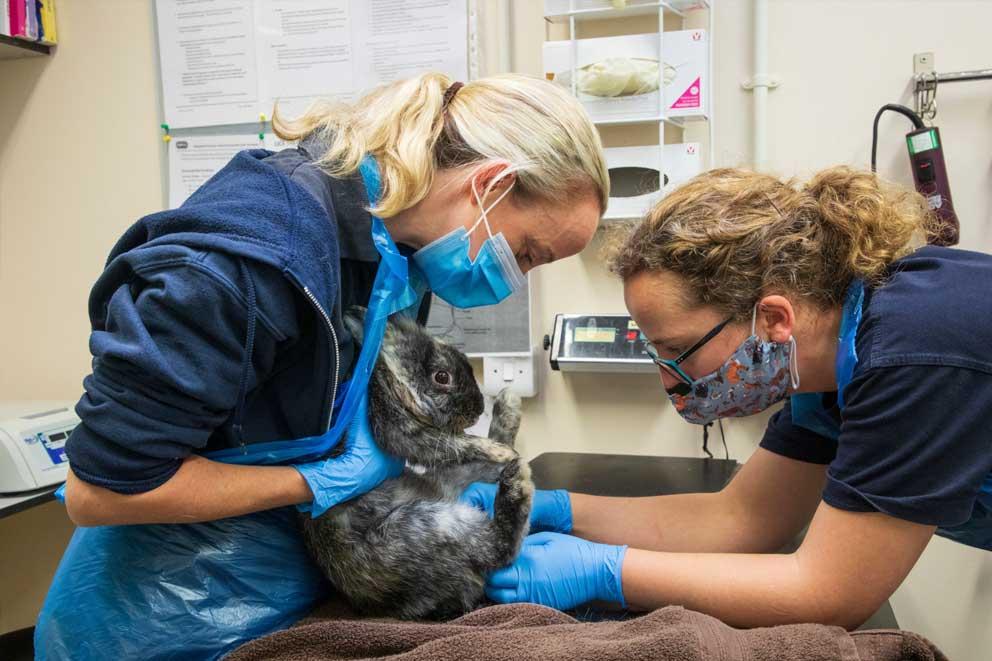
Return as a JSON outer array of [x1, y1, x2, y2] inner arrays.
[[485, 532, 627, 611], [460, 482, 573, 533], [294, 393, 404, 518]]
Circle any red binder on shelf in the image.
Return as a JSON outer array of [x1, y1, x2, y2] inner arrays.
[[8, 0, 28, 39]]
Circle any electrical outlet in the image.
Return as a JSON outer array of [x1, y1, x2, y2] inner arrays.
[[482, 353, 538, 398], [914, 52, 935, 75]]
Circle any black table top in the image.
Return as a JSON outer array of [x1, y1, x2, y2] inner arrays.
[[0, 483, 60, 520], [528, 452, 898, 631], [531, 452, 739, 497]]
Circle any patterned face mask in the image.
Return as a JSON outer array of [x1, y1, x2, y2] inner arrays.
[[667, 306, 800, 425]]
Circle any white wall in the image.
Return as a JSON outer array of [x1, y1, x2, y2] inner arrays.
[[746, 7, 992, 654], [0, 0, 990, 657]]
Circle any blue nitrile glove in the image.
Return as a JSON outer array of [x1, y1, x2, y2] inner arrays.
[[460, 482, 573, 533], [486, 532, 627, 610], [294, 393, 404, 518]]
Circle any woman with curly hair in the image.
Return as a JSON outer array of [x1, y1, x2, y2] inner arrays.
[[481, 166, 992, 628]]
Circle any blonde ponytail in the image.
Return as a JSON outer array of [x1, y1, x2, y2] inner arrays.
[[273, 72, 609, 219]]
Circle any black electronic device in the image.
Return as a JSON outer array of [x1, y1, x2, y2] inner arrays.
[[871, 104, 959, 246]]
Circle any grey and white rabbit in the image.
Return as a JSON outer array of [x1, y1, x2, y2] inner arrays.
[[300, 309, 533, 620]]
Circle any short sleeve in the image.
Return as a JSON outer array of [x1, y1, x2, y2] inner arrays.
[[66, 259, 296, 494], [824, 365, 992, 527], [759, 399, 839, 465]]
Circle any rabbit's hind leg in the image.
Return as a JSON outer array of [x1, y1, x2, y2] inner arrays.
[[487, 458, 534, 568]]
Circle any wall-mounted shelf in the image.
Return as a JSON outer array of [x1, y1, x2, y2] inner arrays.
[[544, 0, 714, 221], [593, 114, 711, 128], [545, 0, 709, 23], [0, 34, 51, 59]]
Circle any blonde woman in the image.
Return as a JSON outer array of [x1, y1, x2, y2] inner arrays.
[[480, 167, 992, 628], [38, 73, 608, 657]]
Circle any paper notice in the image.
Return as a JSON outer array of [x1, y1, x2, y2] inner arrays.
[[156, 0, 260, 128]]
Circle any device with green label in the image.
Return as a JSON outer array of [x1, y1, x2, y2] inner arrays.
[[871, 104, 958, 246], [906, 125, 958, 245]]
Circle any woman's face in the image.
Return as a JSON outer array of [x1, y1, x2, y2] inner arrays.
[[469, 183, 601, 274], [623, 269, 752, 392]]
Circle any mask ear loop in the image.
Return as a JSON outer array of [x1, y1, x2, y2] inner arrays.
[[469, 173, 516, 239], [788, 335, 801, 390]]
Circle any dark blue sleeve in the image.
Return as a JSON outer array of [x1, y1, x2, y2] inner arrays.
[[759, 399, 839, 465], [66, 259, 296, 494], [824, 365, 992, 527]]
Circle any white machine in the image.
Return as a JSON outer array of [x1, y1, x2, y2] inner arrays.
[[546, 314, 657, 373], [0, 401, 78, 494]]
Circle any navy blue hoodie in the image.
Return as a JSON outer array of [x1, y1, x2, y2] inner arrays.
[[66, 144, 409, 494]]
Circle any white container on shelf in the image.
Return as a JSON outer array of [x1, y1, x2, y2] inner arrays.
[[604, 143, 701, 220], [543, 30, 708, 123]]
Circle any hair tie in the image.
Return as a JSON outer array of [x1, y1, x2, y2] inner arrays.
[[442, 82, 464, 111]]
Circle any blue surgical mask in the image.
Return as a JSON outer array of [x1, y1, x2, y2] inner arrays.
[[411, 178, 526, 308]]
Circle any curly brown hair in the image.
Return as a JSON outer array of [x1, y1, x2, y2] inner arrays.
[[609, 166, 934, 319]]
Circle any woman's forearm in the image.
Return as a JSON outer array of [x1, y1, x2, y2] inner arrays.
[[65, 454, 312, 526], [570, 491, 768, 553], [621, 549, 833, 628], [616, 502, 932, 631]]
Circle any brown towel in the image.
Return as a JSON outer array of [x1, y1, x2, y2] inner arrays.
[[224, 603, 947, 661]]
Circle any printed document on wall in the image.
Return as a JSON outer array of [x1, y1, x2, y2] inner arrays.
[[426, 284, 531, 356], [157, 0, 469, 129], [255, 0, 354, 118], [167, 133, 264, 208], [350, 0, 469, 91], [156, 0, 260, 128], [255, 0, 468, 117]]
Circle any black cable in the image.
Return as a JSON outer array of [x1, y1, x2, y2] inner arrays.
[[871, 104, 925, 172], [719, 419, 729, 460], [702, 423, 714, 459]]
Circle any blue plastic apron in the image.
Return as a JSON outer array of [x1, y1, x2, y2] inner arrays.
[[791, 280, 992, 551], [38, 156, 422, 661], [202, 155, 422, 466]]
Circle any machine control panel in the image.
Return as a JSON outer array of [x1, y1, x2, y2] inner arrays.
[[23, 427, 72, 467], [0, 403, 78, 494], [548, 314, 657, 373]]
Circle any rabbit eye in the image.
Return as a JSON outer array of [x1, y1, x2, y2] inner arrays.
[[433, 370, 451, 385]]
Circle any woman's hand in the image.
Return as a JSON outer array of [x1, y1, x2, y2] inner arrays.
[[485, 532, 627, 610], [294, 393, 405, 518], [460, 483, 573, 533]]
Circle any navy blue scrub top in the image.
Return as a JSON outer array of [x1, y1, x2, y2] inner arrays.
[[761, 246, 992, 535]]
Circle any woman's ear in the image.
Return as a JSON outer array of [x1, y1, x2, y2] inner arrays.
[[466, 161, 515, 208], [756, 295, 796, 343]]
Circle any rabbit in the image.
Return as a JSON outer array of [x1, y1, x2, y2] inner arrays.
[[300, 308, 533, 620]]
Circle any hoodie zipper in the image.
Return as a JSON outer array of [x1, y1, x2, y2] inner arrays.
[[301, 284, 340, 433]]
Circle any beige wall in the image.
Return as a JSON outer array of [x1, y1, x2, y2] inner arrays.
[[0, 0, 165, 634], [497, 2, 992, 660], [0, 0, 990, 658]]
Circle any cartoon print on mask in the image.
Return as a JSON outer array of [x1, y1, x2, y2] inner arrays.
[[669, 305, 799, 425]]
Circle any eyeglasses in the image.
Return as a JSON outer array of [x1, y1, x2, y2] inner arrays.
[[644, 316, 735, 396]]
